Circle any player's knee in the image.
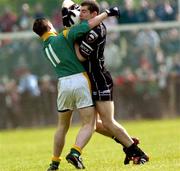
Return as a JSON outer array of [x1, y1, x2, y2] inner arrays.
[[101, 119, 113, 130], [93, 121, 97, 131], [96, 121, 101, 130], [83, 123, 95, 134], [81, 113, 95, 127]]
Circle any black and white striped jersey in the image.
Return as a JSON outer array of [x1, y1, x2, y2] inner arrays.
[[77, 22, 113, 101]]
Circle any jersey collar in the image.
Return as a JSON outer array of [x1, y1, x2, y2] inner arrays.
[[41, 31, 57, 41]]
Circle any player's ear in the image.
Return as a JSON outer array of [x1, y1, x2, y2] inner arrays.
[[92, 11, 98, 18]]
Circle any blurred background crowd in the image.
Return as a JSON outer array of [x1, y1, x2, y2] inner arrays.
[[0, 0, 179, 32], [0, 0, 180, 129]]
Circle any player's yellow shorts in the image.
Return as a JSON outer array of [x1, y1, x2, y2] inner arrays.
[[57, 72, 93, 112]]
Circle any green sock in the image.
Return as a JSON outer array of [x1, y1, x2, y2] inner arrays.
[[70, 148, 81, 157]]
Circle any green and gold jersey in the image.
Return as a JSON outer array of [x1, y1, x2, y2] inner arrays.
[[42, 20, 90, 78]]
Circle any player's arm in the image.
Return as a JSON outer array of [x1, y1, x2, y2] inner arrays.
[[75, 29, 100, 61], [63, 20, 91, 42], [75, 43, 86, 61], [64, 7, 120, 41], [88, 7, 120, 28], [87, 12, 107, 29]]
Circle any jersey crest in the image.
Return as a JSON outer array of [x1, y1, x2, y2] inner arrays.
[[86, 30, 98, 43]]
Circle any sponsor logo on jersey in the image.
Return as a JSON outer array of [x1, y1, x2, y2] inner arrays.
[[100, 90, 111, 95], [93, 90, 111, 96]]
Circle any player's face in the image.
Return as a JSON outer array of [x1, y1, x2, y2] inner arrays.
[[80, 6, 93, 20], [47, 21, 56, 32]]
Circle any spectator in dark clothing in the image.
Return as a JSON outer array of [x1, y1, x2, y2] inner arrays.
[[33, 3, 45, 19], [155, 0, 176, 21], [136, 0, 150, 23], [118, 0, 138, 24]]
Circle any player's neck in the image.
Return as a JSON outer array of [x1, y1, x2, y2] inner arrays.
[[41, 31, 57, 41]]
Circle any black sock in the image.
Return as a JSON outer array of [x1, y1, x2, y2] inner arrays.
[[125, 143, 141, 156], [112, 136, 125, 146]]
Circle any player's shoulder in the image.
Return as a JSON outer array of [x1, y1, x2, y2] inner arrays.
[[95, 22, 106, 38], [83, 23, 106, 44], [75, 20, 89, 28]]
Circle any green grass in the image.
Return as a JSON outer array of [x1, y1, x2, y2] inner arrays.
[[1, 119, 180, 171]]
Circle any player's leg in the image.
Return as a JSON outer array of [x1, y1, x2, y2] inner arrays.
[[95, 114, 141, 164], [66, 106, 95, 169], [53, 111, 73, 157], [95, 114, 139, 146], [95, 114, 112, 137], [76, 106, 96, 148], [66, 73, 95, 169], [47, 110, 73, 171], [96, 101, 134, 147], [96, 101, 149, 164]]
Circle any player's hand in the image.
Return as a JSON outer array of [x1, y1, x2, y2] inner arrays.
[[105, 7, 120, 17], [69, 3, 80, 11], [62, 7, 76, 27]]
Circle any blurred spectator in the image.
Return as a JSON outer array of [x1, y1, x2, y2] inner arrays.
[[135, 54, 155, 81], [147, 9, 157, 22], [104, 39, 121, 76], [5, 79, 22, 128], [154, 0, 177, 21], [118, 0, 138, 24], [136, 0, 150, 22], [17, 3, 33, 31], [160, 28, 180, 56], [157, 64, 168, 89], [39, 75, 57, 125], [171, 54, 180, 75], [135, 29, 160, 50], [0, 78, 7, 129], [17, 66, 40, 97], [16, 65, 41, 126], [135, 28, 161, 70], [33, 3, 45, 19], [0, 7, 17, 32], [123, 67, 137, 83], [171, 0, 179, 20], [51, 9, 63, 31], [170, 54, 180, 115]]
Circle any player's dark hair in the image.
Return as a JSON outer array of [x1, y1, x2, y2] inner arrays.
[[33, 18, 50, 37], [81, 0, 99, 14]]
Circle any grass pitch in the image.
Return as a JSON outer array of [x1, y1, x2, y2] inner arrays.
[[1, 119, 180, 171]]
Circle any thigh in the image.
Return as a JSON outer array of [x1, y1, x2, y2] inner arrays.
[[78, 106, 95, 125], [74, 73, 94, 109], [57, 79, 74, 112], [95, 101, 114, 121], [57, 110, 73, 128]]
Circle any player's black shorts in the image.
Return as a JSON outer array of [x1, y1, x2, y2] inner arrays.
[[90, 71, 113, 101], [92, 84, 113, 101]]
